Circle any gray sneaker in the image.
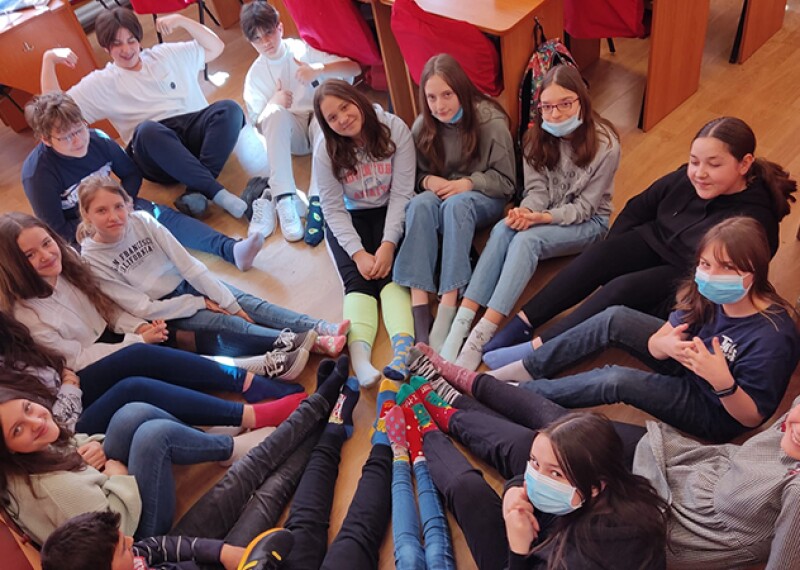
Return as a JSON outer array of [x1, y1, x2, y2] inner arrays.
[[273, 329, 317, 352], [263, 347, 309, 381]]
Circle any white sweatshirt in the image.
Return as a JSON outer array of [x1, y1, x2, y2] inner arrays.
[[81, 211, 240, 319], [13, 278, 146, 371]]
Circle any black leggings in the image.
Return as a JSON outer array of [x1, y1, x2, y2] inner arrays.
[[520, 231, 686, 341]]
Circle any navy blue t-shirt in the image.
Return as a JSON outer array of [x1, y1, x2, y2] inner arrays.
[[21, 129, 142, 245], [669, 304, 800, 421]]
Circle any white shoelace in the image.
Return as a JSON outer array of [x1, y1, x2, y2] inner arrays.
[[263, 350, 289, 377], [252, 199, 270, 223], [275, 328, 296, 350]]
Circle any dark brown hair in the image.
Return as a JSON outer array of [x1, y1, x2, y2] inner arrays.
[[95, 7, 143, 50], [0, 311, 64, 375], [694, 117, 796, 219], [42, 510, 119, 570], [76, 175, 133, 243], [415, 53, 509, 176], [240, 0, 280, 41], [674, 216, 795, 327], [0, 213, 120, 324], [24, 92, 84, 141], [313, 79, 396, 182], [0, 384, 84, 517], [522, 65, 618, 172], [531, 413, 667, 570]]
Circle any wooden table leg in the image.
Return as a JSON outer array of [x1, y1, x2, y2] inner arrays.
[[371, 0, 416, 127], [641, 0, 710, 131]]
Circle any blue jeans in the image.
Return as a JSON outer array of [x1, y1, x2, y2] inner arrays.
[[520, 306, 746, 442], [392, 459, 425, 570], [77, 344, 246, 404], [465, 215, 608, 315], [136, 198, 236, 264], [414, 459, 455, 570], [166, 282, 321, 353], [103, 403, 233, 538], [394, 190, 506, 294], [75, 376, 244, 435]]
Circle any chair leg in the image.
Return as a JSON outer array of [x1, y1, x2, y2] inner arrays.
[[152, 14, 164, 43], [607, 38, 616, 53], [198, 0, 221, 27]]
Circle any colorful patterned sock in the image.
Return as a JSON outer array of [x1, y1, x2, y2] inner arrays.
[[371, 379, 399, 446], [402, 406, 425, 462], [397, 384, 437, 435], [409, 376, 456, 432], [315, 319, 351, 337], [406, 347, 462, 405], [303, 196, 325, 246], [326, 377, 360, 438], [312, 335, 347, 357], [456, 317, 498, 371], [383, 333, 414, 381]]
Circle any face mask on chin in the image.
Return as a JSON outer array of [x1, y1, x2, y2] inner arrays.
[[541, 113, 583, 138]]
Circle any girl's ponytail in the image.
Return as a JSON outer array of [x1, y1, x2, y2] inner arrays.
[[749, 158, 796, 220]]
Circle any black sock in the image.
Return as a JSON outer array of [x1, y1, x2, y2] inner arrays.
[[315, 355, 350, 407], [412, 304, 432, 345]]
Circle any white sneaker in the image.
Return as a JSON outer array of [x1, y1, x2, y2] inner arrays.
[[276, 195, 304, 242], [248, 193, 276, 239]]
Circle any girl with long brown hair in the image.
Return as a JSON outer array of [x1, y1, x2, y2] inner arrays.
[[312, 79, 416, 386], [439, 65, 620, 369], [393, 54, 516, 351]]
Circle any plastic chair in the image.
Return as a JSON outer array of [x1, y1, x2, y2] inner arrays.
[[128, 0, 220, 80]]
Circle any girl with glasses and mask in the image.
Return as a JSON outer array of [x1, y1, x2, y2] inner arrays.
[[484, 116, 796, 363], [437, 64, 620, 369], [437, 216, 800, 444]]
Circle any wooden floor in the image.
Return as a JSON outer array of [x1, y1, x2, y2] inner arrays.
[[2, 0, 800, 567]]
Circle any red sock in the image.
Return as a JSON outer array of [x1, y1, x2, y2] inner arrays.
[[252, 393, 307, 428], [402, 407, 425, 461], [416, 384, 456, 433]]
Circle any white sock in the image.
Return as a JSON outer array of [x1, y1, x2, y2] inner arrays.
[[429, 304, 457, 352], [440, 307, 476, 361], [349, 340, 381, 387], [491, 359, 534, 382], [213, 189, 247, 218], [456, 318, 498, 371]]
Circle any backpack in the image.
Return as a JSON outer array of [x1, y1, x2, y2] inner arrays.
[[518, 18, 579, 145]]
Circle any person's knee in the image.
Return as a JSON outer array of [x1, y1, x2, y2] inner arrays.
[[440, 192, 474, 222], [117, 343, 154, 361], [258, 104, 293, 136], [212, 99, 245, 123], [130, 419, 175, 452], [133, 120, 172, 147], [508, 231, 544, 258], [406, 192, 441, 220]]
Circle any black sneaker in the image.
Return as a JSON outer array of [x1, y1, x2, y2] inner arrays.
[[273, 329, 318, 352], [263, 348, 309, 381], [238, 527, 294, 570], [174, 192, 210, 219], [242, 176, 270, 221]]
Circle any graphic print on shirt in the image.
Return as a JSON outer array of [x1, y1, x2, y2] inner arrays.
[[61, 162, 113, 211], [110, 238, 156, 275], [345, 160, 393, 202], [718, 334, 738, 363]]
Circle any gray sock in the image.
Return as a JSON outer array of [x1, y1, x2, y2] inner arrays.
[[456, 318, 498, 371], [491, 359, 534, 382], [349, 340, 381, 388], [429, 304, 457, 352], [213, 189, 247, 218], [440, 307, 476, 361], [429, 376, 461, 405]]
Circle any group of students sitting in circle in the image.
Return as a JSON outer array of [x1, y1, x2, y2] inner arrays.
[[1, 1, 799, 569]]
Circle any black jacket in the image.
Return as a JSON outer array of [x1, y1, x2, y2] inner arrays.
[[608, 165, 779, 267]]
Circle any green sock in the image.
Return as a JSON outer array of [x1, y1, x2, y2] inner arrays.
[[397, 384, 437, 434]]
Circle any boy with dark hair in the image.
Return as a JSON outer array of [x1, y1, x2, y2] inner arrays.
[[22, 92, 263, 271], [240, 0, 360, 244], [40, 510, 292, 570], [40, 8, 250, 221]]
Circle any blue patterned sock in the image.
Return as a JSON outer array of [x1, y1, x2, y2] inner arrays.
[[303, 196, 324, 246], [383, 333, 413, 381]]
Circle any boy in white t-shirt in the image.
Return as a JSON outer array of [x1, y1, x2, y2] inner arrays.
[[240, 1, 361, 244], [40, 8, 249, 221]]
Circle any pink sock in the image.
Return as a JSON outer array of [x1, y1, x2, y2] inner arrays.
[[252, 393, 307, 428]]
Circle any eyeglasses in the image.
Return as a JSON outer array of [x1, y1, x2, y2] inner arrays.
[[51, 122, 88, 143], [537, 99, 579, 115]]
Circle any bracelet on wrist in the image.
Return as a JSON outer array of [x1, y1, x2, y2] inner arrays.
[[713, 382, 738, 398]]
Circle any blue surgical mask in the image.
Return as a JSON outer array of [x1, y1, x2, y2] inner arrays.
[[694, 268, 750, 304], [524, 463, 582, 515], [541, 114, 583, 137], [447, 106, 464, 124]]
